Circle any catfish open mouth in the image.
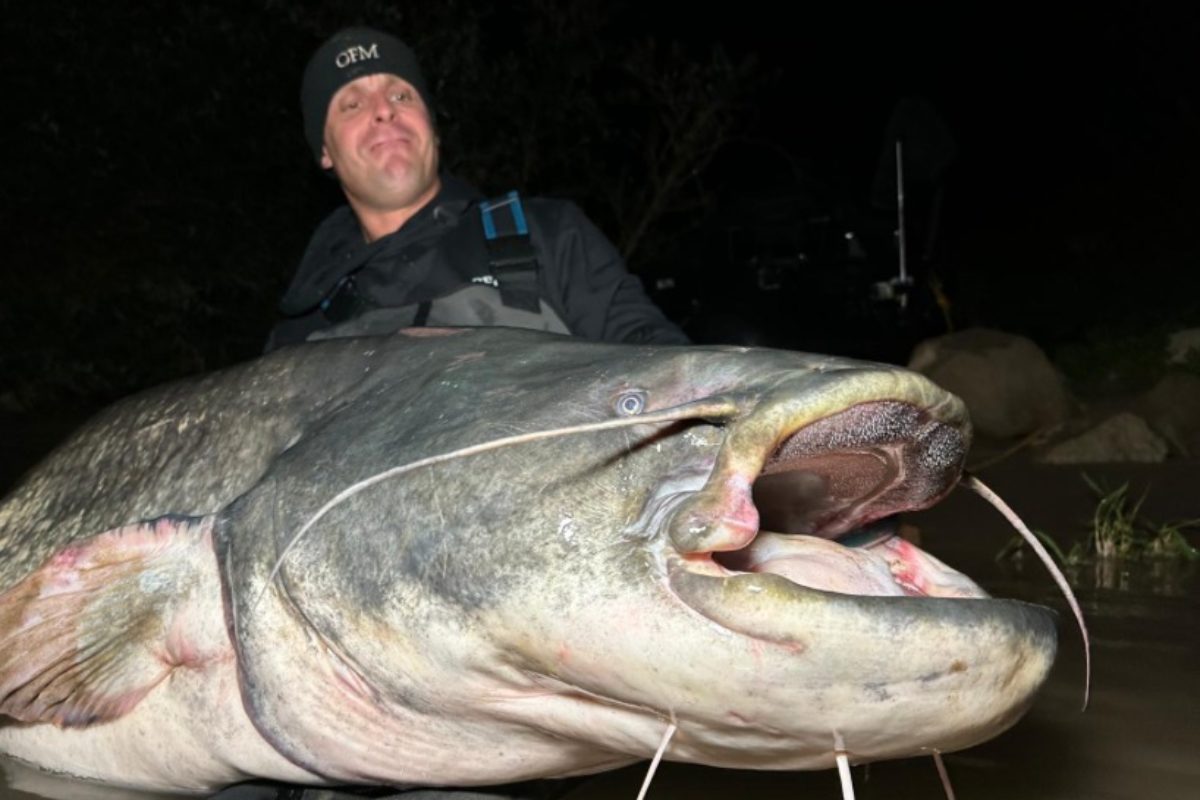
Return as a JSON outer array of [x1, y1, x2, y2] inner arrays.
[[662, 391, 1086, 708], [666, 399, 985, 607], [711, 520, 989, 599]]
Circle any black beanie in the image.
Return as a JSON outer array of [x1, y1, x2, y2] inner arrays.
[[300, 27, 434, 161]]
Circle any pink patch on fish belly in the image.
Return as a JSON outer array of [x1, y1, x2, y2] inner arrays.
[[880, 536, 928, 595]]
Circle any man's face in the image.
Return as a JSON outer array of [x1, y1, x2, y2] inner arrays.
[[320, 73, 440, 213]]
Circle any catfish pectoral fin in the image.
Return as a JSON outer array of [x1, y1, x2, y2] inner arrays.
[[0, 515, 222, 727]]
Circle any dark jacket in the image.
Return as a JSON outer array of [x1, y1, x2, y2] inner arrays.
[[266, 175, 688, 350]]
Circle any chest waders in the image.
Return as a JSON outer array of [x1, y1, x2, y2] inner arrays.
[[310, 192, 570, 341]]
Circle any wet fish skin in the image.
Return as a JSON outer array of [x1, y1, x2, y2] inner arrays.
[[0, 327, 1056, 793]]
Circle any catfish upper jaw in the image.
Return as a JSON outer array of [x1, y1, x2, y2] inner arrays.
[[658, 389, 984, 613]]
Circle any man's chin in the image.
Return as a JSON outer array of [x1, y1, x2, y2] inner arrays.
[[348, 173, 438, 215]]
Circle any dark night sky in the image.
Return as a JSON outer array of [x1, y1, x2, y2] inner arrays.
[[5, 3, 1200, 403], [682, 6, 1197, 217]]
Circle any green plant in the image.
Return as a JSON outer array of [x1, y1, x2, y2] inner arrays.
[[1084, 475, 1146, 560], [1081, 474, 1199, 562], [996, 474, 1200, 566], [1145, 519, 1200, 561]]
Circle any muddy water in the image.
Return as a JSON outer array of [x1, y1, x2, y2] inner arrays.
[[2, 419, 1197, 799]]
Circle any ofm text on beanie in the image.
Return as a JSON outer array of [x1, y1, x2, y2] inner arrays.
[[300, 27, 433, 161]]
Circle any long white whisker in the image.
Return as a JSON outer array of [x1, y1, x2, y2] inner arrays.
[[933, 750, 957, 800], [963, 472, 1091, 710], [254, 398, 737, 607], [835, 751, 856, 800], [832, 731, 855, 800], [635, 721, 677, 800]]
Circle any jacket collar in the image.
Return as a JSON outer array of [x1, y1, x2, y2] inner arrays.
[[280, 174, 483, 315]]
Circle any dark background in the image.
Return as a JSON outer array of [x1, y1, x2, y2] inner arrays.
[[5, 1, 1199, 411]]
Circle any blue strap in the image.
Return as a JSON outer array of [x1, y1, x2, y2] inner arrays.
[[480, 191, 528, 239], [479, 191, 539, 313], [509, 191, 528, 235]]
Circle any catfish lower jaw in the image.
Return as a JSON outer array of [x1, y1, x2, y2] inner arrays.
[[716, 527, 991, 600], [667, 566, 823, 647], [665, 533, 989, 649], [665, 523, 991, 645]]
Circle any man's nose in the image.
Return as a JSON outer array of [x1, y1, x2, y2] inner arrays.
[[370, 94, 395, 122]]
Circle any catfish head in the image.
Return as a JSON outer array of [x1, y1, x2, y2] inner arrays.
[[220, 328, 1057, 786]]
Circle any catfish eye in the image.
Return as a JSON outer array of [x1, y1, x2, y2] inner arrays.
[[616, 390, 646, 416]]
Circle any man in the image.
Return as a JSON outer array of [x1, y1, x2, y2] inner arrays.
[[266, 26, 688, 351]]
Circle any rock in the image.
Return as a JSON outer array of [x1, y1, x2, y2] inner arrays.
[[1135, 371, 1200, 457], [1039, 412, 1169, 464], [1166, 328, 1200, 365], [908, 328, 1073, 439]]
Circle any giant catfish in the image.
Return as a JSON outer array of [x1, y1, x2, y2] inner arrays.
[[0, 327, 1057, 795]]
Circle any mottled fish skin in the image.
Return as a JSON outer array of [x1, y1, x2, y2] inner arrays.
[[0, 327, 1056, 793]]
